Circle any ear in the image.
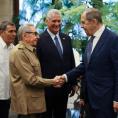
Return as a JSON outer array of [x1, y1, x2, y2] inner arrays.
[[45, 19, 48, 25]]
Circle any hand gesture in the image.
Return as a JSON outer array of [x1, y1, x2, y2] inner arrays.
[[53, 75, 66, 88], [113, 101, 118, 112]]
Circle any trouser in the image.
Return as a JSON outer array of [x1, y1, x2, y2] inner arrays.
[[85, 103, 117, 118], [43, 92, 68, 118], [18, 113, 44, 118], [0, 99, 10, 118]]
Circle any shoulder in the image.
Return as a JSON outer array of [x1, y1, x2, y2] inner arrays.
[[59, 32, 70, 37], [39, 30, 49, 38], [104, 28, 118, 38], [38, 30, 50, 43], [10, 44, 21, 63], [10, 44, 22, 58], [10, 43, 27, 60], [59, 32, 72, 42], [104, 28, 118, 49]]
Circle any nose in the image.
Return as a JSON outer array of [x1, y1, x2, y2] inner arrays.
[[34, 35, 38, 40], [80, 23, 84, 28], [55, 21, 61, 26], [12, 30, 16, 36]]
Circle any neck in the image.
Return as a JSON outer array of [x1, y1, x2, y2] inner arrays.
[[93, 23, 103, 35]]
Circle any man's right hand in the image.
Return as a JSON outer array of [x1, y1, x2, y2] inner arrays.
[[53, 75, 66, 87]]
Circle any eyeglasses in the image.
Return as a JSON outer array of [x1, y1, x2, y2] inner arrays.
[[25, 31, 38, 36]]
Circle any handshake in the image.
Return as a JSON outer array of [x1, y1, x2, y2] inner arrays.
[[52, 75, 66, 88]]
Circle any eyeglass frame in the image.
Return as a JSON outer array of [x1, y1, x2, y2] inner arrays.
[[25, 31, 38, 36]]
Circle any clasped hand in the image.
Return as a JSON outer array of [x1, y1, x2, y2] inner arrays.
[[52, 75, 66, 88]]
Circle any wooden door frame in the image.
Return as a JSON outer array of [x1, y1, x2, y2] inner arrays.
[[13, 0, 19, 29]]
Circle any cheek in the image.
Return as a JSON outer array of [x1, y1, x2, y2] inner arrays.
[[7, 36, 14, 41], [86, 25, 92, 31], [50, 24, 55, 28], [32, 39, 37, 43]]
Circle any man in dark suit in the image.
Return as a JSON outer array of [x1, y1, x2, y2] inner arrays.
[[61, 8, 118, 118], [36, 9, 76, 118]]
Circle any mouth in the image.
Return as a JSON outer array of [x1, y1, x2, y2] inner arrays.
[[54, 27, 59, 30]]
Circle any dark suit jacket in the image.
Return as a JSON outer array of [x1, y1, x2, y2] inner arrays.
[[36, 30, 75, 95], [67, 28, 118, 110]]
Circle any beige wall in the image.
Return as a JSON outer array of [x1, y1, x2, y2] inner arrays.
[[0, 0, 13, 21]]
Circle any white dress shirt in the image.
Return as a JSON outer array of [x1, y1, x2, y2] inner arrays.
[[91, 25, 105, 52], [0, 37, 14, 99], [47, 29, 63, 53]]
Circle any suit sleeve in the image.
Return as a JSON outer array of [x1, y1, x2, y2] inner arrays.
[[66, 61, 85, 83], [111, 35, 118, 101]]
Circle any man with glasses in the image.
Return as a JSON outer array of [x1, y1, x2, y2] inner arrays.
[[9, 24, 64, 118], [0, 21, 16, 118]]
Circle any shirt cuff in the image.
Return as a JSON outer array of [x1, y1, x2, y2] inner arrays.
[[113, 101, 118, 103], [63, 74, 68, 82]]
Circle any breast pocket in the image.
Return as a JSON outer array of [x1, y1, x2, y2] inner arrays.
[[31, 60, 41, 75]]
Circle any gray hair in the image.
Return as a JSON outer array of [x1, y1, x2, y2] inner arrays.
[[46, 9, 61, 20], [84, 8, 102, 23], [0, 20, 15, 31], [17, 24, 34, 41]]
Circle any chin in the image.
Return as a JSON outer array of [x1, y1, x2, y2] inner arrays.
[[54, 29, 59, 33], [32, 45, 36, 47], [52, 30, 58, 33], [86, 32, 90, 36]]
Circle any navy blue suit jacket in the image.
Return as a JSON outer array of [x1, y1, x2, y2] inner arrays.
[[36, 30, 75, 95], [67, 28, 118, 109]]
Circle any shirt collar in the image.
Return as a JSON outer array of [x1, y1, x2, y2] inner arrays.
[[93, 25, 105, 38], [19, 41, 36, 52], [0, 36, 14, 49], [47, 29, 59, 39]]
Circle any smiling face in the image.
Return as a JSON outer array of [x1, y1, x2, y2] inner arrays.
[[46, 13, 61, 35]]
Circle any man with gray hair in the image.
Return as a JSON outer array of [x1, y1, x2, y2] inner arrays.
[[0, 21, 16, 118], [9, 24, 64, 118], [36, 9, 76, 118], [60, 8, 118, 118]]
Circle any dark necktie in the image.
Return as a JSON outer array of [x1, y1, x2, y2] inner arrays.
[[54, 36, 62, 57], [87, 36, 95, 63]]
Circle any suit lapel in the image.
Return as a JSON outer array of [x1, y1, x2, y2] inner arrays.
[[90, 28, 108, 62], [59, 33, 65, 54], [45, 31, 64, 58], [59, 33, 69, 58], [84, 28, 108, 66]]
